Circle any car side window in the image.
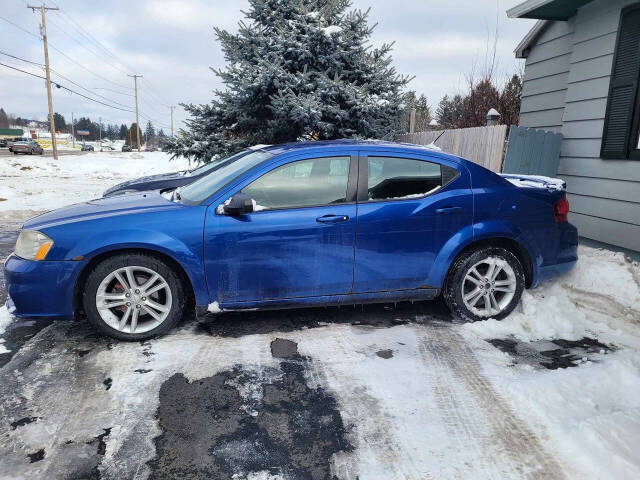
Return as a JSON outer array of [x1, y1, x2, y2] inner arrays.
[[366, 156, 444, 201], [242, 156, 350, 210]]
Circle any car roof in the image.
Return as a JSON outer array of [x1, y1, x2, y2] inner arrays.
[[261, 139, 464, 164]]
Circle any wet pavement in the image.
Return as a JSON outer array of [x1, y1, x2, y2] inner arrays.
[[487, 336, 615, 369]]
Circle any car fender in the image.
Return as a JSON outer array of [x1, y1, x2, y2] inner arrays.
[[68, 228, 208, 305], [425, 220, 540, 288]]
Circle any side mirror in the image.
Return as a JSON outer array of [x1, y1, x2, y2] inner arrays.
[[221, 193, 254, 216]]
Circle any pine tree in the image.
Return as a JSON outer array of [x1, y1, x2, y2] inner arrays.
[[53, 112, 66, 132], [499, 74, 522, 127], [126, 123, 142, 147], [436, 95, 465, 129], [165, 0, 409, 161], [119, 124, 128, 140], [144, 120, 156, 146], [401, 92, 432, 132]]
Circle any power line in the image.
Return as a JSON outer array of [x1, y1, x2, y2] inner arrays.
[[46, 16, 131, 76], [0, 15, 40, 39], [94, 87, 134, 97], [0, 49, 134, 112], [0, 13, 132, 91], [47, 42, 131, 90], [0, 61, 134, 113], [0, 50, 43, 66], [50, 69, 134, 110]]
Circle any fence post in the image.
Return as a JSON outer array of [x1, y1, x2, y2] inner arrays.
[[486, 108, 501, 126], [409, 109, 416, 134]]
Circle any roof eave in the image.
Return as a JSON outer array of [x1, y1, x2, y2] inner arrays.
[[507, 0, 554, 18], [513, 20, 549, 58]]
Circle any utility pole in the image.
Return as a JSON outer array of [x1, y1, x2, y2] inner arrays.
[[28, 3, 59, 159], [169, 106, 176, 137], [99, 116, 102, 151], [71, 111, 75, 149], [128, 74, 142, 151]]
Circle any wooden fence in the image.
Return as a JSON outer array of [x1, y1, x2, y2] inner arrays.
[[396, 124, 508, 172]]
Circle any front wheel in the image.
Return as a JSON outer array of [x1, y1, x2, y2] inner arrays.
[[443, 247, 525, 322], [83, 253, 185, 340]]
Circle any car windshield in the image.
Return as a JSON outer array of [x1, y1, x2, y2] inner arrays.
[[178, 149, 274, 204]]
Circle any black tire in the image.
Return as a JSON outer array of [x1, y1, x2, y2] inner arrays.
[[443, 247, 525, 323], [82, 253, 185, 341]]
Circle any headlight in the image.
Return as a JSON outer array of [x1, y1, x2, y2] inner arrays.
[[15, 230, 54, 261]]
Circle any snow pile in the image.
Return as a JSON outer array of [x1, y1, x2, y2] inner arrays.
[[0, 152, 192, 220], [207, 302, 223, 314], [464, 246, 640, 342], [460, 245, 640, 479]]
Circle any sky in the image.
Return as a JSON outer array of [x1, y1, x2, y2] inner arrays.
[[0, 0, 535, 132]]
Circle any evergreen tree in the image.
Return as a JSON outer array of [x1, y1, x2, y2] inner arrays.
[[119, 124, 128, 140], [401, 92, 432, 133], [105, 124, 116, 140], [0, 108, 9, 129], [53, 112, 66, 132], [165, 0, 409, 161], [499, 74, 522, 127], [126, 123, 142, 147], [144, 120, 156, 145], [436, 95, 465, 129]]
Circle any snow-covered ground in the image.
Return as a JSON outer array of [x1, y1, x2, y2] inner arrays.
[[0, 151, 192, 221], [0, 152, 639, 478], [461, 246, 640, 479]]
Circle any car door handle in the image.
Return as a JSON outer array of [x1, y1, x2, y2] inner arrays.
[[316, 214, 349, 224], [435, 206, 463, 214]]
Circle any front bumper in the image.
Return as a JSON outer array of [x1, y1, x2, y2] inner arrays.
[[4, 255, 85, 319]]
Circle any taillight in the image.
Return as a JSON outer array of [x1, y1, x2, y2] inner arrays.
[[553, 196, 569, 223]]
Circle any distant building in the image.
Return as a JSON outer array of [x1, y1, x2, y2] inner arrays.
[[0, 128, 24, 139], [509, 0, 640, 252]]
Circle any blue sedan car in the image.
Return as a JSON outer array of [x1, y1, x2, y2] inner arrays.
[[5, 140, 578, 340]]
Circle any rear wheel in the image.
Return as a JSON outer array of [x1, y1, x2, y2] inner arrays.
[[83, 253, 185, 340], [443, 247, 524, 322]]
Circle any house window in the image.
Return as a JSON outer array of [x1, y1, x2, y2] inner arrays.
[[601, 4, 640, 160]]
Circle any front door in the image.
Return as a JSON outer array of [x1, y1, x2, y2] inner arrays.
[[204, 154, 357, 303], [353, 153, 472, 292]]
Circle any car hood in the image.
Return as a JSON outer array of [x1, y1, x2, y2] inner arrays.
[[24, 191, 182, 230]]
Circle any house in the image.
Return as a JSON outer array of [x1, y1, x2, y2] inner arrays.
[[508, 0, 640, 252]]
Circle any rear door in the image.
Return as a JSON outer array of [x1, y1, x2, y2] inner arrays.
[[353, 151, 472, 293], [204, 153, 358, 303]]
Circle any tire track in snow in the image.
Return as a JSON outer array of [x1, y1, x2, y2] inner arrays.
[[418, 323, 566, 479]]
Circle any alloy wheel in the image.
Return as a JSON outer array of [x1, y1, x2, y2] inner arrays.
[[95, 266, 172, 334], [461, 256, 517, 317]]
